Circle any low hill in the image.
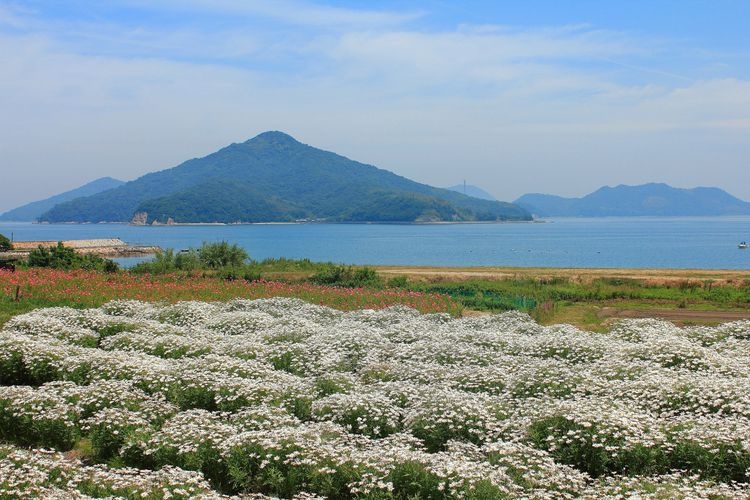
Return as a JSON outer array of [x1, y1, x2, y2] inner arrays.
[[515, 183, 750, 217], [0, 177, 124, 221], [40, 132, 531, 223], [446, 184, 497, 201]]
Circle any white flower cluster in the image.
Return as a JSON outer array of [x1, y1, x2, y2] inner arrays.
[[1, 297, 750, 498], [0, 445, 219, 499]]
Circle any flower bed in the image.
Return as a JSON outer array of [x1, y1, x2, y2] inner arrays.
[[1, 298, 750, 498]]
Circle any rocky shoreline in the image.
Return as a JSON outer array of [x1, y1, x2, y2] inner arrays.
[[3, 239, 160, 258]]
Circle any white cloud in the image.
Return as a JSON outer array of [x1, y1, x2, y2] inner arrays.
[[0, 2, 749, 212], [120, 0, 422, 28]]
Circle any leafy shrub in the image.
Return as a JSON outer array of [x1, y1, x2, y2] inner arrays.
[[215, 265, 262, 282], [669, 440, 750, 483], [0, 233, 12, 251], [131, 249, 178, 274], [310, 264, 382, 288], [0, 392, 79, 450], [27, 243, 76, 268], [174, 250, 201, 271], [26, 242, 118, 272], [133, 243, 248, 274], [199, 241, 248, 269], [85, 409, 150, 461], [132, 248, 202, 274], [387, 275, 409, 288], [241, 267, 262, 281], [527, 415, 667, 477]]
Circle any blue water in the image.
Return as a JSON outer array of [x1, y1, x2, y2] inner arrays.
[[1, 217, 749, 269]]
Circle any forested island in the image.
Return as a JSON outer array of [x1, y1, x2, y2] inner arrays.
[[33, 132, 530, 224]]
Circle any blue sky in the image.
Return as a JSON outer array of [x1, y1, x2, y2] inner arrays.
[[1, 0, 749, 211]]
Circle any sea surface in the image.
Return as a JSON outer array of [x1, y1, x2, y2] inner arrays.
[[1, 217, 749, 269]]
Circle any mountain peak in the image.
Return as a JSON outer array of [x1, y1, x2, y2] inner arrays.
[[37, 134, 531, 223], [515, 183, 750, 217], [247, 131, 300, 145]]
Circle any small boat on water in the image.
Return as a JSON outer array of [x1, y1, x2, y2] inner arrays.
[[740, 241, 748, 249]]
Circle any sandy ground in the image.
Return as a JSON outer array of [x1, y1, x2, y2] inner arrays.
[[375, 266, 750, 286]]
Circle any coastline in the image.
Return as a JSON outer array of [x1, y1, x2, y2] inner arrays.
[[20, 219, 543, 226], [5, 238, 160, 258]]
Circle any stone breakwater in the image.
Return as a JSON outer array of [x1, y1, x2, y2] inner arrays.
[[5, 239, 160, 257]]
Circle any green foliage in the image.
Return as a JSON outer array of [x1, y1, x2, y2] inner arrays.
[[314, 375, 354, 397], [669, 441, 750, 483], [131, 249, 181, 274], [527, 416, 629, 477], [88, 422, 140, 462], [199, 241, 248, 269], [0, 400, 79, 450], [414, 276, 750, 314], [149, 442, 231, 494], [527, 416, 750, 482], [386, 275, 409, 288], [387, 461, 445, 498], [216, 266, 261, 282], [132, 242, 247, 274], [0, 233, 12, 251], [310, 264, 382, 288], [26, 242, 118, 272], [175, 250, 202, 272]]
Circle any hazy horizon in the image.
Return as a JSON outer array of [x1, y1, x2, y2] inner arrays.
[[1, 1, 749, 212]]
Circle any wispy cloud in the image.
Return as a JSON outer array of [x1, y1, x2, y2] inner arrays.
[[119, 0, 422, 28]]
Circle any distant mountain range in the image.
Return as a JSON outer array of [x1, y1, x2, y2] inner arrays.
[[0, 177, 124, 221], [446, 184, 497, 201], [515, 183, 750, 217], [37, 132, 531, 223]]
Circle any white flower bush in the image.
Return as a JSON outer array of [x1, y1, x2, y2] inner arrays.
[[1, 298, 750, 498]]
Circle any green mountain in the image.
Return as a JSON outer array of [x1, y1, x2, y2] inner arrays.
[[40, 132, 531, 223], [0, 177, 124, 221], [446, 184, 497, 201], [515, 183, 750, 217]]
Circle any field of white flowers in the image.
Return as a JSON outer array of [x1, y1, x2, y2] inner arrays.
[[1, 297, 750, 498]]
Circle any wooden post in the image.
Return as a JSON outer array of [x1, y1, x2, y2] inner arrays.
[[14, 285, 20, 301]]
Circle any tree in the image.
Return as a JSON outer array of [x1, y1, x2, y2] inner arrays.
[[0, 233, 11, 252], [28, 242, 77, 268]]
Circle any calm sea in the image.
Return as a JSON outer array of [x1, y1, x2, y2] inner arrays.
[[1, 217, 749, 269]]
